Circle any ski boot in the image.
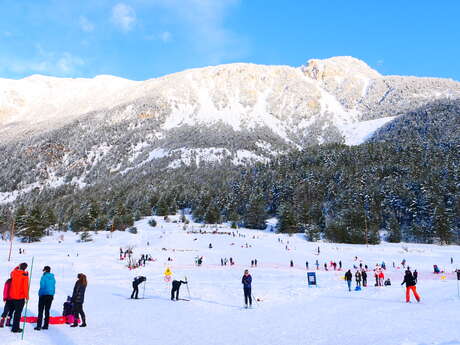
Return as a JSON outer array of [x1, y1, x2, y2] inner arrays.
[[0, 317, 5, 328], [5, 317, 11, 327]]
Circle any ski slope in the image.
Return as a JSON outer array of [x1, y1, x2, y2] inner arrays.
[[1, 215, 460, 345]]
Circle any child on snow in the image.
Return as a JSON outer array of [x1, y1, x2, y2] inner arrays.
[[63, 296, 74, 324], [0, 278, 14, 328]]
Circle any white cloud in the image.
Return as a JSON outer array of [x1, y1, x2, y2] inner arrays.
[[57, 53, 85, 74], [159, 31, 172, 42], [79, 16, 95, 32], [147, 0, 245, 63], [145, 31, 173, 43], [112, 3, 136, 32], [0, 46, 84, 76]]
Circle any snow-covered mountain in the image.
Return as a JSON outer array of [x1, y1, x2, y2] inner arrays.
[[1, 56, 460, 201], [2, 56, 459, 144]]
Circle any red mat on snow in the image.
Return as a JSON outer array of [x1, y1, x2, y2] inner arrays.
[[20, 316, 69, 324]]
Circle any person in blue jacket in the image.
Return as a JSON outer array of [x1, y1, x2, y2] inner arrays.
[[241, 269, 252, 308], [34, 266, 56, 331]]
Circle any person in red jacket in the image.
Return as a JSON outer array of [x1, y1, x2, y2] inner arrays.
[[10, 263, 29, 333], [0, 278, 14, 327]]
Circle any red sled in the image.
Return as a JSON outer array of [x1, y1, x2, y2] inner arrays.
[[20, 316, 71, 324], [49, 316, 67, 324]]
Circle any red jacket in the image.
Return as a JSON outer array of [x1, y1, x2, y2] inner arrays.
[[3, 279, 12, 301], [10, 268, 29, 300]]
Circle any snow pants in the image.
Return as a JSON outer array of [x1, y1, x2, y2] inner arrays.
[[244, 287, 252, 306], [171, 287, 180, 300], [73, 303, 86, 325], [37, 295, 53, 328], [11, 299, 25, 332], [131, 283, 140, 299], [1, 300, 14, 318], [406, 286, 420, 302], [346, 280, 351, 291]]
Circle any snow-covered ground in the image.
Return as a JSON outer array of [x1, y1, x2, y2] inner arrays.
[[1, 215, 460, 345]]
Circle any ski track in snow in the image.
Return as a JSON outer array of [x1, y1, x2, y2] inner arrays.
[[1, 216, 460, 345]]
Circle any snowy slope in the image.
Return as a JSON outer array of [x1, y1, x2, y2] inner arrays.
[[1, 215, 460, 345]]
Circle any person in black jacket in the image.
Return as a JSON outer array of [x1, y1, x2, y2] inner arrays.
[[171, 280, 187, 301], [401, 270, 420, 303], [344, 270, 352, 291], [131, 276, 146, 299], [241, 270, 252, 308], [71, 273, 87, 327], [361, 270, 367, 287]]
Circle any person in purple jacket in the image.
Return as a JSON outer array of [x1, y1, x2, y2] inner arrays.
[[241, 270, 252, 308]]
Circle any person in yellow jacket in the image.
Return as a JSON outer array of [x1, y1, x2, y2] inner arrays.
[[10, 263, 29, 333]]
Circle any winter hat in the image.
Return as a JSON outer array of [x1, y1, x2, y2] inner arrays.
[[43, 266, 51, 272], [19, 262, 28, 270]]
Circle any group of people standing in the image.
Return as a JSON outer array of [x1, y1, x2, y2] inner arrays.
[[0, 263, 87, 333]]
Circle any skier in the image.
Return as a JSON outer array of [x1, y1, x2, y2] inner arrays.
[[71, 273, 87, 327], [401, 270, 420, 303], [241, 270, 252, 308], [305, 261, 309, 270], [324, 263, 328, 271], [344, 270, 352, 291], [413, 269, 418, 283], [401, 259, 406, 268], [254, 259, 257, 267], [355, 270, 362, 287], [251, 260, 254, 267], [171, 280, 187, 301], [34, 266, 56, 331], [10, 263, 29, 333], [290, 260, 294, 267], [131, 276, 147, 299], [339, 261, 342, 270], [0, 278, 13, 328], [451, 257, 454, 264], [315, 260, 319, 270], [221, 258, 224, 266], [209, 243, 213, 249], [362, 270, 367, 287]]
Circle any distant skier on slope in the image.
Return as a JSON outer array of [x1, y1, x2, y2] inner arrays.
[[171, 280, 187, 301], [344, 270, 352, 291], [355, 270, 362, 287], [241, 270, 252, 308], [361, 270, 367, 287], [401, 270, 420, 303], [131, 276, 146, 299]]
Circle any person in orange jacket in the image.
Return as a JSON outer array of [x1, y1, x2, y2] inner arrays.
[[10, 263, 29, 333]]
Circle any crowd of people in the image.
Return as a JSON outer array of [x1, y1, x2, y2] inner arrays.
[[1, 263, 87, 333]]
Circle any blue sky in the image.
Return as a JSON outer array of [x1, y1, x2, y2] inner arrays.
[[0, 0, 459, 81]]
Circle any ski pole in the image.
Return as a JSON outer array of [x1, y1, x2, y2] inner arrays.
[[22, 256, 34, 340], [185, 276, 191, 298], [251, 293, 259, 307]]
